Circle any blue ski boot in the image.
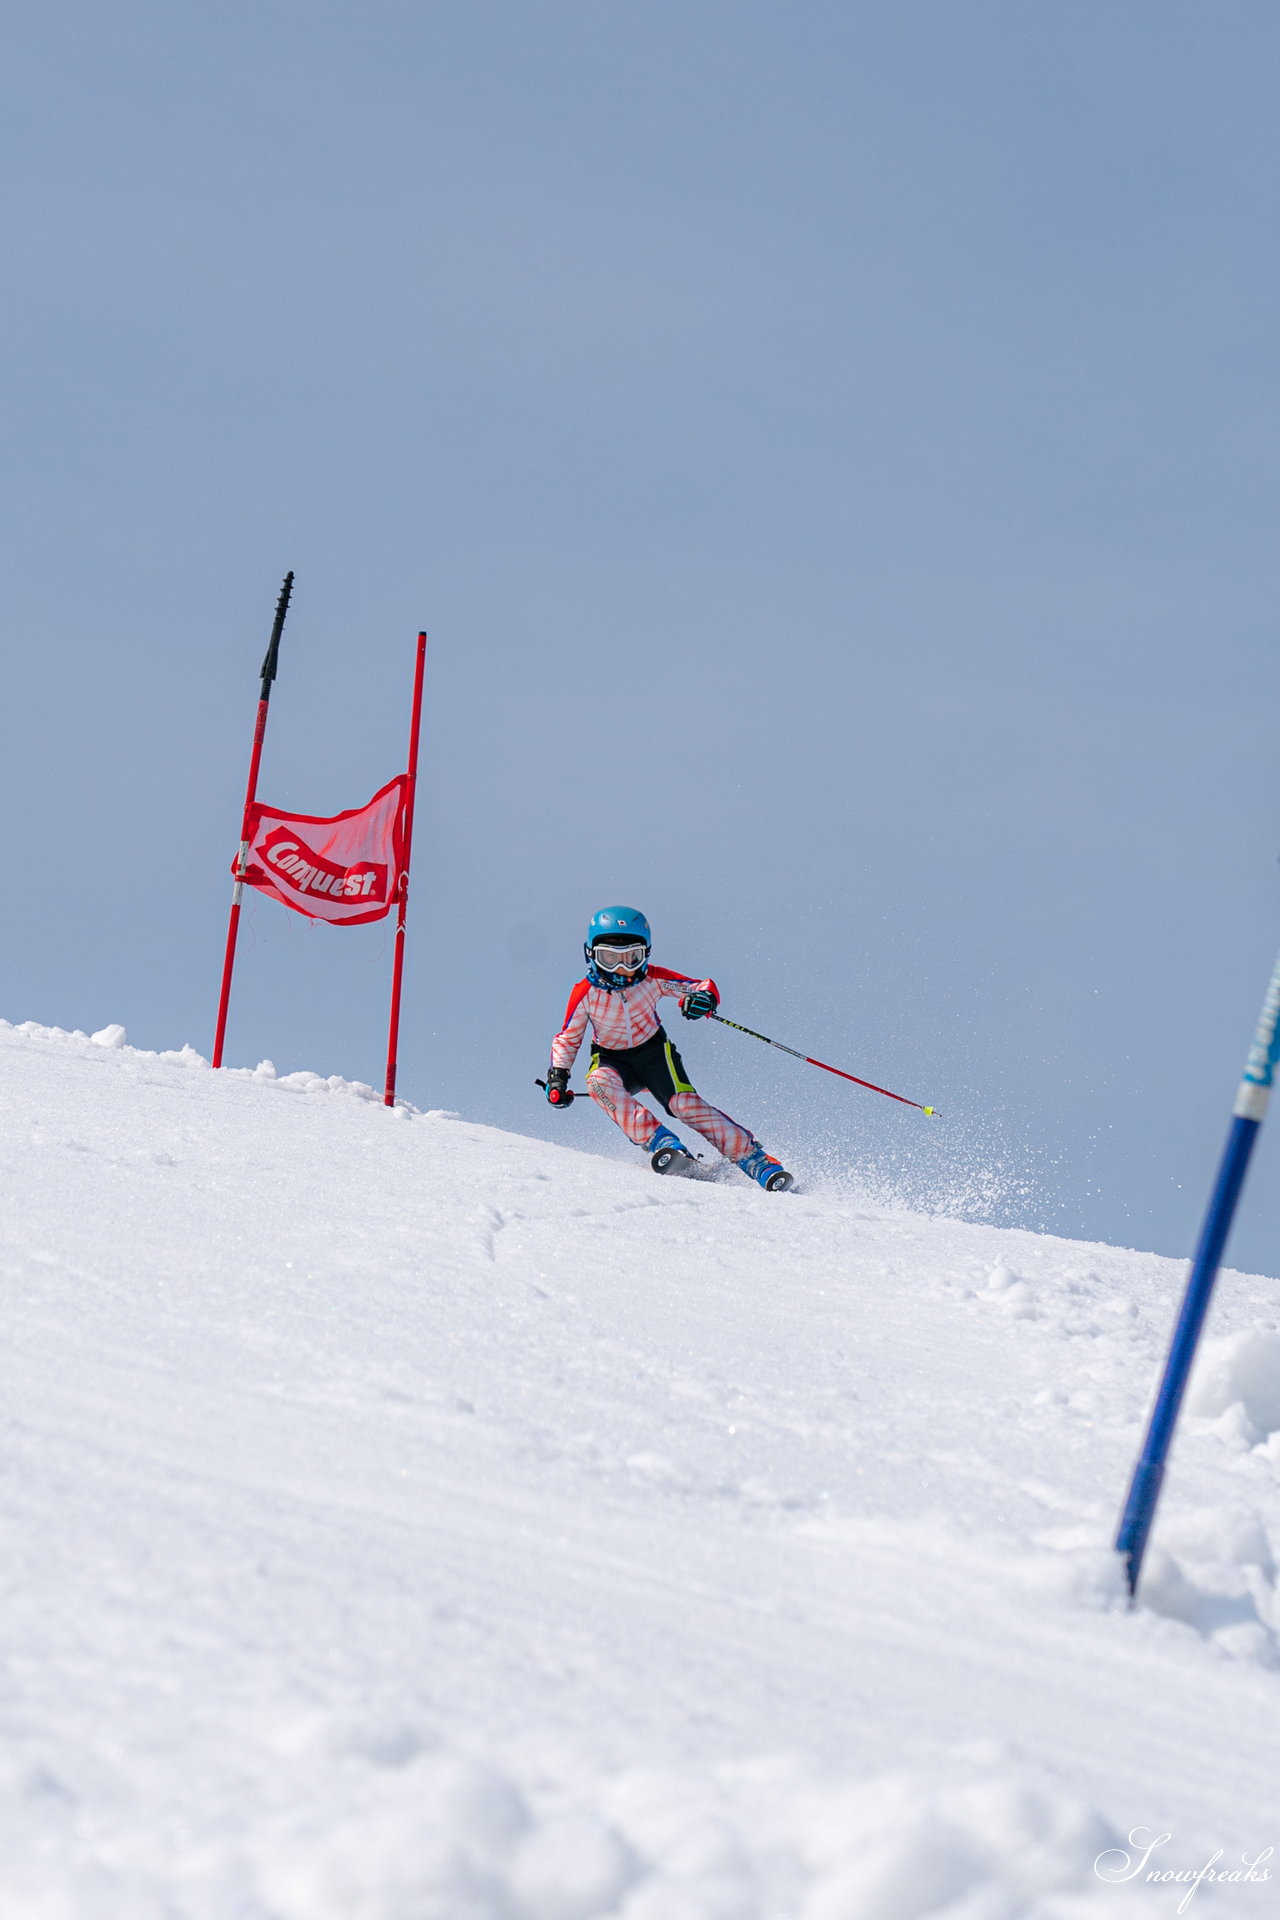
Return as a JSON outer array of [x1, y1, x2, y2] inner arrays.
[[736, 1143, 794, 1193], [649, 1126, 702, 1177]]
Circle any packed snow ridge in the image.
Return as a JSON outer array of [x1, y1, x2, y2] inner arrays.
[[3, 1016, 1280, 1918]]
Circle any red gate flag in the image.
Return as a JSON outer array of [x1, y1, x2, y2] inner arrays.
[[235, 776, 407, 926]]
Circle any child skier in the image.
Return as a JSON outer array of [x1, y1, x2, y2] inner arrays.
[[545, 906, 794, 1191]]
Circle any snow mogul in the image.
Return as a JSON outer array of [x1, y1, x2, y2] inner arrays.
[[545, 906, 794, 1191]]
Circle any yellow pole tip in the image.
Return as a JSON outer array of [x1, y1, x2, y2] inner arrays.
[[924, 1106, 937, 1116]]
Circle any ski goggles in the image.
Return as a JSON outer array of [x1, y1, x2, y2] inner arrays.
[[592, 941, 648, 974]]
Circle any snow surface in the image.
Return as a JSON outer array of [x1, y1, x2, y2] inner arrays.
[[2, 1017, 1279, 1917]]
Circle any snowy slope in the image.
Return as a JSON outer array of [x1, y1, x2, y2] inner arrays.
[[2, 1018, 1279, 1919]]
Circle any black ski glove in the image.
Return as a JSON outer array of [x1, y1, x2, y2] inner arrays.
[[545, 1066, 572, 1107], [680, 989, 718, 1021]]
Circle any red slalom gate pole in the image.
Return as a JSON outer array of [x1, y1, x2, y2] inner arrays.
[[709, 1011, 938, 1114], [212, 572, 294, 1069], [383, 631, 428, 1107]]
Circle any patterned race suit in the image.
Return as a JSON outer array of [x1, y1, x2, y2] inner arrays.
[[550, 966, 759, 1162]]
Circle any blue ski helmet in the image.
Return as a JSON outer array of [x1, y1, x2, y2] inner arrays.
[[584, 905, 652, 988]]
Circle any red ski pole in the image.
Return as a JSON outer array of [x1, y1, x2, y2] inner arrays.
[[536, 1077, 583, 1105], [709, 1012, 938, 1114], [212, 572, 294, 1069]]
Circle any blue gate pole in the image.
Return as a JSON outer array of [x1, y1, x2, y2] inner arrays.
[[1115, 944, 1280, 1599]]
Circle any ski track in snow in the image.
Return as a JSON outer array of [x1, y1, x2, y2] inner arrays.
[[1, 1017, 1279, 1917]]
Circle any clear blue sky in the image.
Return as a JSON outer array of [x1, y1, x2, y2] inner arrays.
[[3, 2, 1279, 1266]]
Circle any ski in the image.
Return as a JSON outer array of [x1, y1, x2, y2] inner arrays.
[[650, 1144, 711, 1179]]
